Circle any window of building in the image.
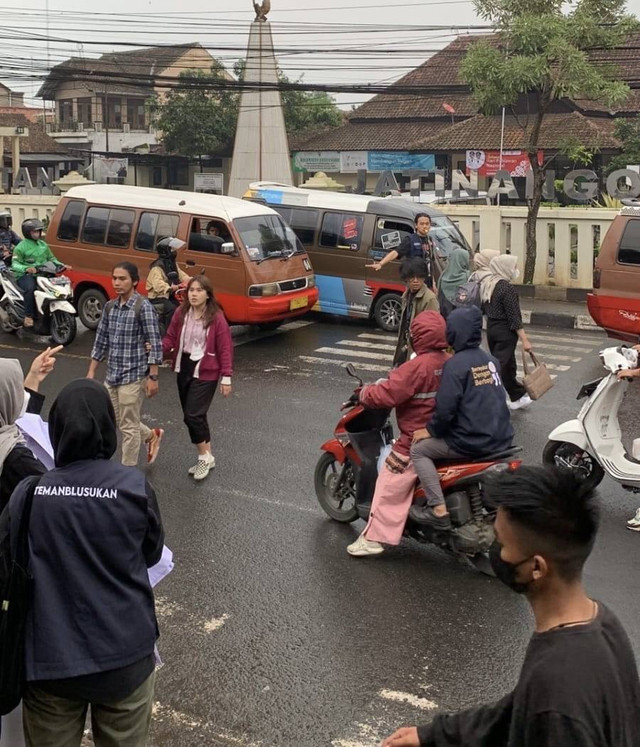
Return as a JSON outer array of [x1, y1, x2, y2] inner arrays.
[[152, 167, 163, 186], [135, 212, 180, 252], [106, 209, 135, 247], [57, 200, 85, 241], [77, 97, 92, 126], [188, 217, 233, 254], [126, 99, 146, 130], [618, 219, 640, 265], [168, 163, 189, 186], [82, 207, 110, 244], [59, 99, 73, 128], [273, 207, 318, 246], [319, 212, 363, 251], [100, 97, 122, 129]]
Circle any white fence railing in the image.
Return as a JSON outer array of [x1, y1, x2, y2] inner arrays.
[[2, 195, 60, 226], [438, 205, 619, 289]]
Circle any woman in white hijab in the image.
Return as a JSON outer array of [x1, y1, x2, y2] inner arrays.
[[483, 254, 533, 411], [469, 249, 500, 287]]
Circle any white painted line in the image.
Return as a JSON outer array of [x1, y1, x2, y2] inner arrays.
[[526, 353, 581, 362], [337, 339, 396, 352], [204, 614, 230, 633], [576, 314, 599, 330], [316, 346, 393, 361], [282, 320, 314, 330], [527, 341, 592, 353], [300, 355, 390, 373], [379, 689, 438, 711], [527, 329, 603, 343], [358, 333, 398, 343], [217, 486, 320, 515], [527, 332, 597, 346], [152, 704, 259, 745]]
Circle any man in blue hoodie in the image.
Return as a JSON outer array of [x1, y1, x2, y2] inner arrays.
[[410, 305, 514, 528]]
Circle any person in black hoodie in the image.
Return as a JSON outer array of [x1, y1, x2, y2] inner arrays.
[[382, 466, 640, 747], [410, 305, 513, 528], [0, 379, 164, 747]]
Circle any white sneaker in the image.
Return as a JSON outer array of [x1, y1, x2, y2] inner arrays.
[[190, 453, 215, 479], [347, 533, 384, 557], [508, 394, 533, 411], [626, 508, 640, 531]]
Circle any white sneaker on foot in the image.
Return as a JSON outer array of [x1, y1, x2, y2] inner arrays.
[[626, 508, 640, 531], [191, 453, 215, 480], [347, 533, 384, 557], [508, 394, 533, 411]]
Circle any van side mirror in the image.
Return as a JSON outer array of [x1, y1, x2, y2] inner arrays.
[[221, 242, 236, 255]]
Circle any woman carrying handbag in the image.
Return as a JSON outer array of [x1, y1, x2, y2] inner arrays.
[[163, 275, 233, 480]]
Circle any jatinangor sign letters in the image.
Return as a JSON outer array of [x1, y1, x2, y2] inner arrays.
[[354, 167, 640, 202]]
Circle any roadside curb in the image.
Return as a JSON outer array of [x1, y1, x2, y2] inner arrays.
[[521, 310, 599, 332]]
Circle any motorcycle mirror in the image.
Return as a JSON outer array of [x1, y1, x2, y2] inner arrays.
[[344, 363, 363, 386]]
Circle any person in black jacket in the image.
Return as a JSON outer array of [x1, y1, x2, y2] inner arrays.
[[0, 378, 164, 747], [382, 466, 640, 747], [410, 305, 513, 528], [0, 346, 61, 512]]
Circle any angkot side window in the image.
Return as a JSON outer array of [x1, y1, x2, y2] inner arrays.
[[320, 212, 363, 251], [105, 209, 135, 248], [57, 200, 85, 241], [81, 207, 109, 245], [373, 218, 413, 261], [618, 220, 640, 265], [188, 217, 233, 254], [135, 211, 180, 252]]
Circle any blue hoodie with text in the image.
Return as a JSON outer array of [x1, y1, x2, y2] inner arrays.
[[427, 306, 514, 456]]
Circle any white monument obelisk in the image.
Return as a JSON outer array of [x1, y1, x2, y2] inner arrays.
[[228, 1, 293, 197]]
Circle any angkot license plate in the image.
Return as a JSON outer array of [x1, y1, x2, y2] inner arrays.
[[290, 296, 308, 311]]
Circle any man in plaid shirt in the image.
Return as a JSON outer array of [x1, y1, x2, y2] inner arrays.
[[87, 262, 164, 466]]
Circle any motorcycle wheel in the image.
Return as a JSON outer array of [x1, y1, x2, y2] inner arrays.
[[0, 317, 17, 334], [542, 440, 604, 491], [50, 310, 77, 346], [314, 452, 359, 523]]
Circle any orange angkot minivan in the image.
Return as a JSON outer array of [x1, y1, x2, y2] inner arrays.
[[47, 185, 318, 330]]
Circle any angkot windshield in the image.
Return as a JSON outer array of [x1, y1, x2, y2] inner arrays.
[[429, 216, 472, 259], [234, 214, 304, 262]]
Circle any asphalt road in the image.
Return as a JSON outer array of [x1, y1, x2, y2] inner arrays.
[[1, 316, 639, 747]]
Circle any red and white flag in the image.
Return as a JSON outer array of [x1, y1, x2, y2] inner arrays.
[[443, 102, 456, 114]]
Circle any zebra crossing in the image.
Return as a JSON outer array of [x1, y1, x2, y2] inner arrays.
[[298, 326, 607, 380]]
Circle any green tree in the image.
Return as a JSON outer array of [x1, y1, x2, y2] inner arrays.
[[460, 0, 635, 283], [154, 62, 238, 165], [607, 115, 640, 172]]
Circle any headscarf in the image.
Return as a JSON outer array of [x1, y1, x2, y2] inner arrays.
[[48, 379, 117, 467], [438, 247, 470, 304], [481, 254, 519, 304], [469, 249, 500, 286], [0, 359, 25, 471]]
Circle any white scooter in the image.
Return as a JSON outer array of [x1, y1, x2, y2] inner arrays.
[[0, 260, 77, 345], [544, 345, 640, 491]]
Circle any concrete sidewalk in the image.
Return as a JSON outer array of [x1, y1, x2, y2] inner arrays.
[[519, 297, 598, 331]]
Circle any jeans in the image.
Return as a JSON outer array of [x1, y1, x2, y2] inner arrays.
[[410, 437, 462, 507], [17, 274, 37, 318], [105, 380, 152, 466]]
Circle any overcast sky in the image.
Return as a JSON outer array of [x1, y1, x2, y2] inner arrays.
[[10, 0, 640, 108]]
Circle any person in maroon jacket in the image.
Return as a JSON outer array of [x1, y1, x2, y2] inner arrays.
[[162, 275, 233, 480], [347, 310, 450, 557]]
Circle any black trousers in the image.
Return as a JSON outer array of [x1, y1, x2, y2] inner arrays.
[[176, 354, 218, 444], [486, 319, 526, 401], [151, 297, 178, 336]]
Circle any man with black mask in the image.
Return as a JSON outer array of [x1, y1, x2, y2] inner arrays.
[[146, 236, 190, 334], [0, 211, 20, 261], [0, 379, 164, 746], [382, 466, 640, 747]]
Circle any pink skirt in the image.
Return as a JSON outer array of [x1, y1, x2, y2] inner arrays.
[[363, 455, 417, 546]]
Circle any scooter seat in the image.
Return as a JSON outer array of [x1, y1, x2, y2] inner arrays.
[[437, 446, 522, 466]]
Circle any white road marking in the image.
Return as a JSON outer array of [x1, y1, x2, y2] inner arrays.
[[525, 341, 593, 353], [316, 346, 393, 362], [337, 339, 396, 351], [216, 487, 319, 515], [152, 703, 260, 745], [358, 333, 398, 343], [299, 355, 390, 373], [379, 689, 438, 711], [203, 614, 230, 633]]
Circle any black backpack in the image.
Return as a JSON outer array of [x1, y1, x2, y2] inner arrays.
[[453, 278, 482, 308]]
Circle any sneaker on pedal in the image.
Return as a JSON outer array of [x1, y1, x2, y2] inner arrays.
[[508, 394, 532, 411], [409, 505, 452, 529], [347, 533, 384, 557], [626, 507, 640, 531]]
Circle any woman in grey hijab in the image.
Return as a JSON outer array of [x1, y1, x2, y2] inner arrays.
[[0, 349, 59, 511]]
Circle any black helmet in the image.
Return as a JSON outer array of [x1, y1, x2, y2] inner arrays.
[[155, 236, 185, 259], [0, 212, 12, 230], [22, 218, 45, 238]]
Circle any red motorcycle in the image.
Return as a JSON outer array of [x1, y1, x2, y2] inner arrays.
[[314, 364, 522, 572]]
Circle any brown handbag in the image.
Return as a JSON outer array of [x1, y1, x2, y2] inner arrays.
[[521, 351, 554, 400]]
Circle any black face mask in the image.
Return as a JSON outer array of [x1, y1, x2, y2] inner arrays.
[[489, 544, 534, 594]]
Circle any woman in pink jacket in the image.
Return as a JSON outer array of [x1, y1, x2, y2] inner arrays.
[[163, 275, 233, 480]]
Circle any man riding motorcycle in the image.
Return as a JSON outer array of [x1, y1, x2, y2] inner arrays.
[[410, 305, 514, 528], [11, 218, 69, 328], [0, 212, 20, 261], [146, 237, 190, 333], [347, 310, 450, 557]]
